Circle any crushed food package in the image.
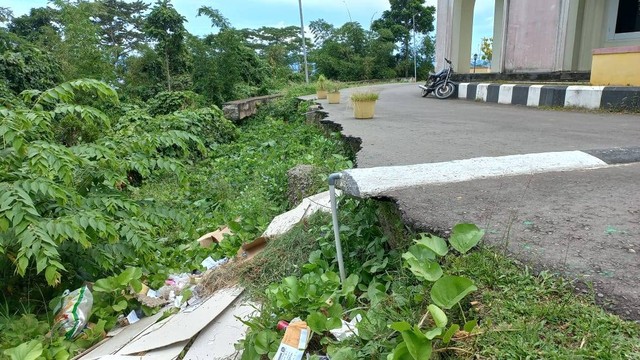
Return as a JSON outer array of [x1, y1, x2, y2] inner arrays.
[[52, 286, 93, 339]]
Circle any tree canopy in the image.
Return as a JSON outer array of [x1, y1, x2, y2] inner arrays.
[[1, 0, 437, 104]]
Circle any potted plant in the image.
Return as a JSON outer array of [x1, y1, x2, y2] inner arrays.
[[350, 91, 379, 119], [327, 82, 341, 104], [316, 75, 328, 99]]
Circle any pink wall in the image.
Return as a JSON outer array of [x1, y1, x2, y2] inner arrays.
[[504, 0, 562, 72]]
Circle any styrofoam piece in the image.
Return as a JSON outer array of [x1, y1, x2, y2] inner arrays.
[[263, 190, 341, 238], [118, 287, 244, 355]]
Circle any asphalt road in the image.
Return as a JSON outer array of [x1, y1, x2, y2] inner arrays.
[[318, 83, 640, 320]]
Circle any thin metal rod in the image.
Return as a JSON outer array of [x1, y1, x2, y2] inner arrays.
[[298, 0, 309, 84], [328, 174, 346, 283]]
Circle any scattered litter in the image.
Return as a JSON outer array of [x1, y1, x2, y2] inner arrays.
[[277, 320, 289, 331], [201, 256, 229, 270], [198, 226, 232, 248], [52, 286, 93, 340], [117, 287, 244, 355], [274, 320, 311, 360], [329, 314, 362, 341]]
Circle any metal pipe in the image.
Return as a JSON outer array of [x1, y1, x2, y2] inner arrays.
[[328, 173, 346, 283]]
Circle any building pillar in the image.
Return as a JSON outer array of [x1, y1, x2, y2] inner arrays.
[[451, 0, 475, 73], [492, 0, 506, 73], [436, 0, 484, 74]]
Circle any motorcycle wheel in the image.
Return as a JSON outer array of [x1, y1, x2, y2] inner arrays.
[[435, 83, 455, 99], [421, 88, 429, 97]]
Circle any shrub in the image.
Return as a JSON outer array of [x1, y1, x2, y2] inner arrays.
[[146, 91, 204, 116]]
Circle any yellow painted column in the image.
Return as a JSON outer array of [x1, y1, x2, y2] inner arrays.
[[591, 46, 640, 86]]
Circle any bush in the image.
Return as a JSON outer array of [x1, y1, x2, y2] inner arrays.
[[147, 91, 204, 116]]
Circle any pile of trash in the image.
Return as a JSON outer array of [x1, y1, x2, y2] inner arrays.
[[64, 190, 339, 359]]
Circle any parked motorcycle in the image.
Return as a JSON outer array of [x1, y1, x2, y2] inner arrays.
[[419, 58, 457, 99]]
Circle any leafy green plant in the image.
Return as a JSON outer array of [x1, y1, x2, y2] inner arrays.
[[91, 267, 144, 329], [316, 75, 328, 91], [385, 225, 482, 359], [327, 82, 341, 93], [0, 79, 204, 288], [146, 91, 204, 116]]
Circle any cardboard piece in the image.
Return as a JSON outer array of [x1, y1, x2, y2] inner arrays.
[[118, 287, 244, 355], [79, 311, 165, 360], [236, 237, 267, 260], [92, 340, 188, 360], [183, 298, 256, 360], [197, 227, 232, 248], [273, 321, 311, 360]]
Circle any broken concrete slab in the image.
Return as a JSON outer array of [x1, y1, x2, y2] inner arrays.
[[263, 190, 340, 239]]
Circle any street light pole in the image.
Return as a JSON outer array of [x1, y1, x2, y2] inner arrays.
[[412, 13, 417, 82], [298, 0, 309, 84]]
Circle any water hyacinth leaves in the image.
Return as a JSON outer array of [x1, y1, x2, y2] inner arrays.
[[449, 223, 485, 254], [427, 304, 447, 328], [402, 245, 443, 282], [430, 276, 477, 309], [389, 322, 432, 360], [415, 233, 449, 256]]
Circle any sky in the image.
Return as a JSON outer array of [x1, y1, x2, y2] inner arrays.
[[1, 0, 495, 61]]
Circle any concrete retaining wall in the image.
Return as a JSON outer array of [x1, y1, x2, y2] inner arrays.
[[222, 94, 282, 121], [457, 83, 640, 111]]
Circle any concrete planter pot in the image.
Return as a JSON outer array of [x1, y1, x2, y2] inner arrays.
[[352, 100, 376, 119], [316, 90, 328, 99], [327, 91, 341, 104]]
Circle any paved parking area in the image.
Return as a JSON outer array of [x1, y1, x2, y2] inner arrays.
[[318, 83, 640, 320]]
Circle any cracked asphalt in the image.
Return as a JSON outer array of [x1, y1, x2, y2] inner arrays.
[[316, 83, 640, 320]]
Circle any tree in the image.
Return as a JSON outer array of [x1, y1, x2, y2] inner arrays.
[[0, 7, 12, 24], [480, 36, 493, 64], [371, 0, 435, 77], [0, 30, 62, 95], [93, 0, 149, 70], [309, 19, 335, 47], [191, 30, 269, 104], [196, 6, 230, 30], [7, 7, 61, 48], [144, 0, 190, 91], [53, 0, 113, 81], [241, 26, 304, 79]]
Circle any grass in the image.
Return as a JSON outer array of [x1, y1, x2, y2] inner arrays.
[[238, 199, 640, 358], [350, 92, 380, 102], [449, 251, 640, 358]]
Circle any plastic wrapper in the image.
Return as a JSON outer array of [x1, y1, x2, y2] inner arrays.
[[52, 286, 93, 339]]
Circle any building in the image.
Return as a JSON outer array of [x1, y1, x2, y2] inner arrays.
[[435, 0, 640, 85]]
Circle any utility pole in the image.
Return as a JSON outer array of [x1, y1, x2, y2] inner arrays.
[[298, 0, 309, 84], [413, 13, 417, 82]]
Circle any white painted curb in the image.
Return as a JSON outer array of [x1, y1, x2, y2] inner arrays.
[[338, 151, 607, 197]]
